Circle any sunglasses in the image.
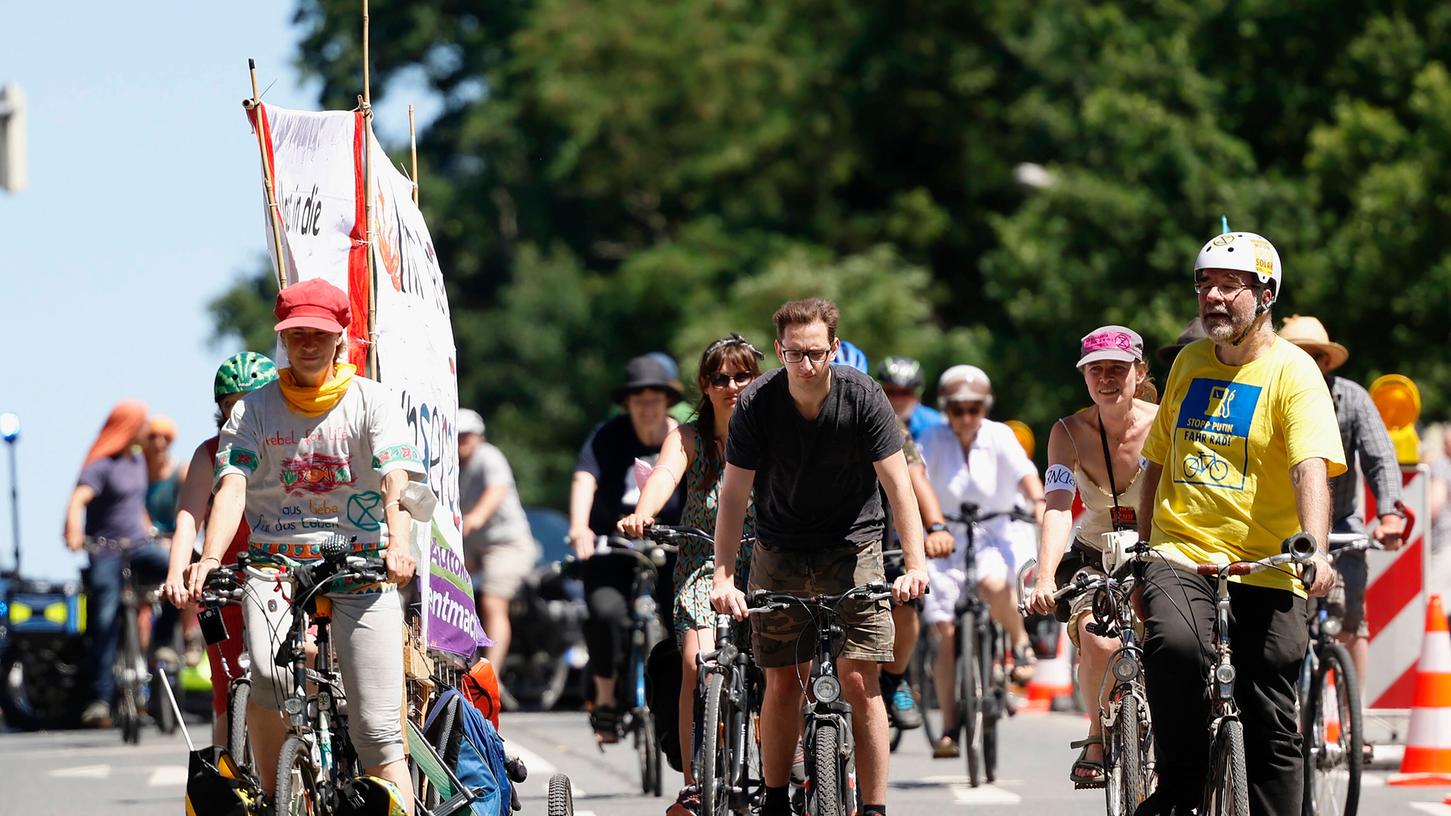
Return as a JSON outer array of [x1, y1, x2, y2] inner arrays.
[[708, 371, 755, 389], [946, 402, 985, 418]]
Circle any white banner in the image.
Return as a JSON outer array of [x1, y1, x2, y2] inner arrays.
[[248, 104, 486, 657]]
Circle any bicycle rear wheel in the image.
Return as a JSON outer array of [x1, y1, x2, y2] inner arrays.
[[1303, 643, 1362, 816], [956, 609, 982, 787], [1203, 719, 1250, 816], [700, 673, 730, 816], [274, 735, 318, 816]]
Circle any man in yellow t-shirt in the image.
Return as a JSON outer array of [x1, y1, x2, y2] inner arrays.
[[1133, 232, 1346, 816]]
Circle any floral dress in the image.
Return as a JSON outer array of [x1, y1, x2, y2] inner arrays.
[[672, 424, 755, 645]]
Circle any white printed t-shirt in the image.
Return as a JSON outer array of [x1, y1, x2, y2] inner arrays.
[[214, 376, 425, 590]]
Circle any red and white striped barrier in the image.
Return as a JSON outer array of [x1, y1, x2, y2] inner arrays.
[[1366, 465, 1431, 710]]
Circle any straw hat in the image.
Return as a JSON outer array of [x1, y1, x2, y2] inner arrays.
[[1155, 318, 1208, 366], [1279, 315, 1349, 371]]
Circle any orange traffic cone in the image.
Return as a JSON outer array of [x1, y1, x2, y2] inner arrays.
[[1323, 669, 1342, 745], [1024, 622, 1074, 712], [1389, 595, 1451, 785]]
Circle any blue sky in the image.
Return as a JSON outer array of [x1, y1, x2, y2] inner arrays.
[[0, 2, 379, 580]]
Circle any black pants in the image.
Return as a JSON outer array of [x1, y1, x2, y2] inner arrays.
[[1141, 561, 1307, 814], [581, 550, 676, 683]]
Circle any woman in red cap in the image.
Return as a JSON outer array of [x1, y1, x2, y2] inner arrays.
[[187, 279, 425, 810]]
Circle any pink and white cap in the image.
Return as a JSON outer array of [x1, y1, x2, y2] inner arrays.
[[1077, 325, 1144, 368]]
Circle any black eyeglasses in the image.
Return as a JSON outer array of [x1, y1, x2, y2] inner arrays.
[[708, 371, 755, 389], [780, 348, 832, 364], [947, 402, 985, 418]]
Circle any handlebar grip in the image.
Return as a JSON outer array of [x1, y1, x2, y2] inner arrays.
[[1301, 562, 1317, 589], [1195, 564, 1221, 576]]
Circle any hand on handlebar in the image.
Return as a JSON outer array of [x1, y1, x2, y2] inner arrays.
[[163, 570, 193, 610], [617, 514, 654, 540], [186, 557, 219, 599], [568, 527, 596, 560], [1028, 578, 1058, 616], [385, 545, 416, 586], [892, 567, 930, 605], [711, 575, 749, 621], [1304, 550, 1335, 598], [925, 529, 954, 560], [1374, 513, 1406, 551]]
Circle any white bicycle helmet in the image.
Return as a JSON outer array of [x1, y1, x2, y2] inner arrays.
[[1194, 232, 1282, 309]]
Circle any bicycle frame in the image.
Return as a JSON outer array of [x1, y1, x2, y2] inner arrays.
[[698, 613, 763, 812]]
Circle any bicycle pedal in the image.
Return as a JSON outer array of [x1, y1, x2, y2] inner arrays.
[[1072, 780, 1107, 791]]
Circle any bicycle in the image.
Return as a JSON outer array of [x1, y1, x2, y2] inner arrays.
[[195, 559, 257, 779], [590, 534, 675, 798], [1022, 540, 1155, 815], [244, 538, 394, 815], [879, 545, 940, 755], [644, 524, 764, 816], [940, 503, 1034, 787], [747, 581, 896, 816], [1160, 533, 1317, 816], [84, 536, 182, 744]]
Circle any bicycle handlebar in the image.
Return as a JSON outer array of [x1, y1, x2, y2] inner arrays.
[[747, 581, 894, 613], [943, 503, 1035, 526]]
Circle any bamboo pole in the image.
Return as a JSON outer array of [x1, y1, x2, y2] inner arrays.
[[245, 59, 288, 293], [409, 104, 419, 206], [362, 0, 379, 379]]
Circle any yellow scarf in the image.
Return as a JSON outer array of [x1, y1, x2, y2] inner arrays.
[[278, 364, 356, 417]]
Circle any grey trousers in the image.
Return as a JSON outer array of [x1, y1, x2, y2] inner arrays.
[[244, 575, 406, 767]]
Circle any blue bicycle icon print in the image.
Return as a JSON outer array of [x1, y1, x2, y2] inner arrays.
[[1183, 450, 1231, 482]]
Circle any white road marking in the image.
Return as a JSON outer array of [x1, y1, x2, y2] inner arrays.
[[1408, 803, 1451, 815], [147, 765, 189, 786], [509, 740, 590, 798], [49, 764, 110, 779], [950, 783, 1021, 805]]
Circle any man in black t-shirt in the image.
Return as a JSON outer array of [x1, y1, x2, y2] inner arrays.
[[711, 298, 929, 816]]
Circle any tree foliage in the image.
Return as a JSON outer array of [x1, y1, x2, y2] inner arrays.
[[213, 0, 1451, 506]]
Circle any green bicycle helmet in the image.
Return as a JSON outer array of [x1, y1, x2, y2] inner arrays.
[[213, 352, 279, 402]]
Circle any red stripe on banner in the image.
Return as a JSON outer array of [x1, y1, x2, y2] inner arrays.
[[1374, 659, 1421, 709], [347, 109, 369, 373], [1367, 536, 1423, 639]]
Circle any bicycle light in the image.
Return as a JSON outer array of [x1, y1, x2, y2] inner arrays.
[[1323, 617, 1343, 637], [812, 675, 842, 703], [1113, 657, 1140, 683], [284, 697, 304, 716], [1214, 664, 1236, 685], [649, 547, 669, 568], [633, 596, 657, 618]]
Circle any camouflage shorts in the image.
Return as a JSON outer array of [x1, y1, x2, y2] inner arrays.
[[748, 540, 894, 669]]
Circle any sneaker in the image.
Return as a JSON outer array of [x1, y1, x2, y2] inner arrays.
[[887, 681, 923, 730], [80, 700, 112, 728]]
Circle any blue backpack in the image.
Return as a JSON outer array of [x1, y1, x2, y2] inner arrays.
[[424, 688, 512, 816]]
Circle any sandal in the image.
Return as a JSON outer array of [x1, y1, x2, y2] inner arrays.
[[666, 784, 700, 816], [589, 704, 621, 745], [932, 736, 960, 759], [1069, 736, 1106, 789], [1009, 644, 1038, 686]]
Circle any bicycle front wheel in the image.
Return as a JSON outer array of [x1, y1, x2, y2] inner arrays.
[[957, 610, 983, 787], [1105, 691, 1146, 815], [699, 673, 730, 816], [1204, 719, 1250, 816], [913, 622, 941, 749], [547, 772, 575, 816], [274, 735, 318, 816], [977, 623, 1000, 783], [634, 707, 662, 796], [227, 678, 252, 772], [1303, 643, 1362, 816], [809, 721, 847, 816]]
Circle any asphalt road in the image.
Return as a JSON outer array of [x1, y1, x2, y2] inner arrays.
[[2, 709, 1449, 815]]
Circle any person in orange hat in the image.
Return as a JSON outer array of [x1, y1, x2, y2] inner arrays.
[[63, 401, 179, 726], [1281, 314, 1405, 734], [141, 416, 186, 539]]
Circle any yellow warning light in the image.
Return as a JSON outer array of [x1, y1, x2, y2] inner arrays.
[[1004, 419, 1036, 459], [1369, 374, 1422, 465]]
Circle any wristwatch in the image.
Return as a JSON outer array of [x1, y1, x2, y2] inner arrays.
[[927, 522, 949, 534]]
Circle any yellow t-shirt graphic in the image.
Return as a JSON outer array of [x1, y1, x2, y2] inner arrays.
[[1142, 337, 1346, 595]]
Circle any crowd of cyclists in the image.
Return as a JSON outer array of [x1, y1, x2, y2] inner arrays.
[[52, 227, 1410, 816]]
